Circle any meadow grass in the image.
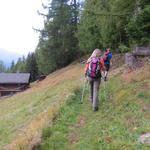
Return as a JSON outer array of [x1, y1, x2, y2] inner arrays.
[[34, 69, 150, 150], [0, 63, 150, 150], [0, 64, 83, 150]]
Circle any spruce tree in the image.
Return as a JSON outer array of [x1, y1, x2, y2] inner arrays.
[[36, 0, 79, 74], [25, 52, 39, 82]]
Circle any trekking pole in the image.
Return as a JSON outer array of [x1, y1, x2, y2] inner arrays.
[[101, 72, 107, 101], [104, 79, 107, 101], [80, 78, 87, 104]]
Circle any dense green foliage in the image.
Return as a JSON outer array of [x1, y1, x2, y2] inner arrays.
[[127, 3, 150, 46], [36, 0, 79, 74], [78, 0, 150, 53]]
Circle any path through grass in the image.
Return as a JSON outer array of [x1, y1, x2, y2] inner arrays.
[[34, 67, 150, 150]]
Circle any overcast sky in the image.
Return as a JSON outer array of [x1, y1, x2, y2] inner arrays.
[[0, 0, 47, 55]]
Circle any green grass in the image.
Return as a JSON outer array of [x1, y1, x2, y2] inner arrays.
[[33, 88, 84, 150], [1, 64, 150, 150], [34, 74, 150, 150], [0, 64, 83, 149]]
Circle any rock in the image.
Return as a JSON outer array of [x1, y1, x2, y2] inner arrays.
[[133, 47, 150, 56], [37, 75, 46, 82], [125, 47, 150, 68], [139, 133, 150, 144], [125, 53, 136, 67]]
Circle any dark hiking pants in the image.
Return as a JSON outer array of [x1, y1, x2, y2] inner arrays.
[[105, 63, 110, 71], [88, 77, 101, 108]]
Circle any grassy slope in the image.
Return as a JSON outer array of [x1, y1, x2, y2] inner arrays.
[[0, 64, 84, 150], [35, 65, 150, 150]]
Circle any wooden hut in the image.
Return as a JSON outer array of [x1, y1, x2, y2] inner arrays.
[[0, 73, 30, 97]]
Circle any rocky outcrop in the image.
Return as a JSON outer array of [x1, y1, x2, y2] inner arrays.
[[125, 47, 150, 68], [133, 47, 150, 56], [125, 53, 136, 67]]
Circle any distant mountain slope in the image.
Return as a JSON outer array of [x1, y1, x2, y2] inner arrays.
[[0, 48, 21, 67]]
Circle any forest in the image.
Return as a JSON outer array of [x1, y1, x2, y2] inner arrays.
[[0, 0, 149, 81]]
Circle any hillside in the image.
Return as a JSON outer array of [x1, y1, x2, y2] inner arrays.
[[0, 57, 150, 150], [33, 64, 150, 150], [0, 64, 83, 150]]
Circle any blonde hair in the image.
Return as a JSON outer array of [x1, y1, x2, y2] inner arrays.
[[91, 49, 101, 58], [87, 49, 101, 63]]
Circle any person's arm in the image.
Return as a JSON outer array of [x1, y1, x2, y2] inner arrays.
[[85, 63, 89, 77], [100, 58, 105, 71], [99, 58, 105, 79], [108, 53, 112, 61], [108, 53, 112, 66], [110, 59, 112, 66], [103, 53, 107, 61]]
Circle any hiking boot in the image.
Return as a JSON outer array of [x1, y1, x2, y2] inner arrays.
[[93, 107, 99, 112]]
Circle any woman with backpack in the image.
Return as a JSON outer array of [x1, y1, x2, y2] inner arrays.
[[85, 49, 105, 111]]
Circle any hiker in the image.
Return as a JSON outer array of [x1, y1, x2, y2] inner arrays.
[[103, 48, 112, 81], [85, 49, 105, 111]]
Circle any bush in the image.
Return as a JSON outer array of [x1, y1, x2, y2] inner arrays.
[[118, 44, 131, 53]]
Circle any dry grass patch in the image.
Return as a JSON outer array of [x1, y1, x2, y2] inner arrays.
[[5, 104, 59, 150], [122, 65, 150, 83]]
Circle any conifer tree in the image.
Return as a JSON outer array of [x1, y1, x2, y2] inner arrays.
[[77, 0, 150, 53], [36, 0, 80, 74], [10, 60, 15, 73], [25, 52, 39, 82]]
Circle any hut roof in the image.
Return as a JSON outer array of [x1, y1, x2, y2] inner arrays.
[[0, 73, 30, 84]]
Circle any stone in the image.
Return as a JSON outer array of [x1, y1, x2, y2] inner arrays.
[[133, 47, 150, 56], [139, 133, 150, 144], [125, 53, 136, 67]]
